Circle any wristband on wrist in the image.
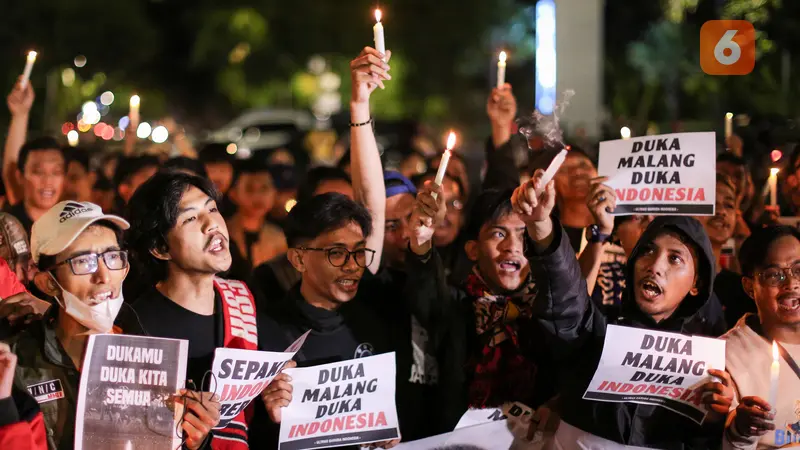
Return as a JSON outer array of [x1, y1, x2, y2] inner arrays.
[[349, 117, 373, 127], [587, 224, 612, 244]]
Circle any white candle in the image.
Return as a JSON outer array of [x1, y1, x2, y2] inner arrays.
[[373, 9, 386, 60], [20, 51, 37, 89], [769, 168, 779, 208], [129, 95, 141, 128], [497, 51, 507, 89], [725, 112, 733, 139], [768, 341, 780, 411], [536, 149, 568, 196], [432, 132, 457, 200]]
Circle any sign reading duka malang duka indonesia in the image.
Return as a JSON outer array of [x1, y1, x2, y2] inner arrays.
[[279, 352, 400, 450], [598, 132, 716, 216], [583, 325, 726, 424]]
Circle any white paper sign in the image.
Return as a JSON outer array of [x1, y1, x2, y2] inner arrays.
[[454, 408, 506, 430], [278, 352, 400, 450], [598, 132, 716, 216], [74, 334, 189, 450], [582, 325, 726, 424], [211, 330, 309, 429]]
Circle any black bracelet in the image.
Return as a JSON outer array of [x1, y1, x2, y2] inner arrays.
[[349, 117, 373, 127]]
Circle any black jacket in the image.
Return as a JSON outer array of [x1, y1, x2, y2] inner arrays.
[[530, 216, 726, 449]]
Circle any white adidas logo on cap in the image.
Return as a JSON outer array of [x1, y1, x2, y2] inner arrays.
[[58, 201, 94, 223]]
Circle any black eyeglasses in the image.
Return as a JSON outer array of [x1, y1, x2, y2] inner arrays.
[[51, 250, 129, 275], [756, 263, 800, 287], [297, 247, 375, 268]]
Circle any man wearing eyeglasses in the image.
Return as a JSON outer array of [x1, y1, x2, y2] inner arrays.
[[4, 201, 132, 449]]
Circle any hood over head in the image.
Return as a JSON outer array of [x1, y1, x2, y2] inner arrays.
[[623, 216, 716, 329]]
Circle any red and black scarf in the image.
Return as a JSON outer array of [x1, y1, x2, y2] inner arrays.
[[463, 268, 539, 408], [213, 278, 259, 449]]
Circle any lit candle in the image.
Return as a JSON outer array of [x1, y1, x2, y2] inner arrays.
[[373, 9, 386, 60], [725, 112, 733, 139], [620, 127, 631, 140], [432, 132, 457, 200], [769, 168, 779, 208], [768, 341, 780, 412], [67, 130, 79, 147], [20, 51, 37, 89], [129, 95, 140, 128], [497, 51, 507, 89]]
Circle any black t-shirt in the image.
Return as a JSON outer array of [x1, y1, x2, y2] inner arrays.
[[4, 202, 33, 235], [713, 269, 757, 329], [564, 226, 585, 254], [127, 286, 289, 389]]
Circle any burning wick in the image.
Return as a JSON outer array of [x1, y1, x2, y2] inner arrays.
[[20, 51, 37, 89], [432, 132, 457, 200], [373, 9, 386, 61], [768, 341, 779, 412], [725, 112, 733, 139], [129, 95, 141, 129], [497, 51, 507, 89]]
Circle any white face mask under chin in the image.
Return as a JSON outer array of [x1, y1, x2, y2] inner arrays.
[[50, 274, 124, 334]]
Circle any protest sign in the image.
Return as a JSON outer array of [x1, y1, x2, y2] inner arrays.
[[454, 402, 532, 430], [211, 331, 309, 429], [279, 352, 400, 450], [396, 419, 516, 450], [75, 334, 189, 450], [598, 132, 716, 216], [583, 324, 726, 424]]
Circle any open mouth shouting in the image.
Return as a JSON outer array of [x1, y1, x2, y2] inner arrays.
[[639, 277, 664, 302], [776, 292, 800, 314], [497, 259, 523, 274], [39, 188, 57, 201], [205, 232, 228, 254], [335, 277, 360, 293]]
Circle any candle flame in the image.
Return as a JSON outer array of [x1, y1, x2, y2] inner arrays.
[[499, 51, 507, 63], [130, 95, 140, 108], [375, 9, 382, 23], [725, 112, 733, 120], [27, 51, 37, 62], [773, 341, 779, 361], [771, 167, 780, 177], [446, 132, 457, 151]]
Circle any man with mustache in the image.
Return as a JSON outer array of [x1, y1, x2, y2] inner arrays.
[[513, 171, 733, 447], [124, 171, 287, 448]]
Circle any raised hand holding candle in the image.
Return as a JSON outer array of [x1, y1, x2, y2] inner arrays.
[[769, 341, 780, 412], [374, 9, 386, 60], [20, 51, 37, 89], [432, 132, 457, 200], [497, 51, 507, 89], [725, 112, 733, 139], [129, 95, 141, 129], [769, 167, 779, 208]]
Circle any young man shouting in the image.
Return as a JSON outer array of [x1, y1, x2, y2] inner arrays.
[[125, 172, 286, 448], [724, 226, 800, 448], [511, 172, 733, 448], [7, 200, 218, 449]]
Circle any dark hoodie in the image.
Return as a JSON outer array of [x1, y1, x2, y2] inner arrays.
[[529, 216, 726, 449]]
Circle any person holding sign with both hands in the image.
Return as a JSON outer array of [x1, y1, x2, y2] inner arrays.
[[512, 170, 735, 448]]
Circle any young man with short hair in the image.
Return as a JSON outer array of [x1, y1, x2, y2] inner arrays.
[[227, 159, 286, 273], [125, 171, 286, 448], [723, 226, 800, 449], [510, 172, 733, 447], [63, 147, 95, 203], [7, 200, 220, 449]]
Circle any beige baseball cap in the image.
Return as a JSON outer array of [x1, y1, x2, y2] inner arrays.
[[31, 201, 130, 264]]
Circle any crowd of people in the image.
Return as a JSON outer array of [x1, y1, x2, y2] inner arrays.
[[0, 45, 797, 450]]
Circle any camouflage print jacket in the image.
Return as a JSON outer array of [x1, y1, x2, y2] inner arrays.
[[7, 315, 80, 450]]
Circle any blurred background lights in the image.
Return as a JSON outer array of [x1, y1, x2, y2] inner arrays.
[[100, 91, 115, 106], [67, 130, 79, 147], [137, 122, 152, 139], [101, 126, 115, 141], [118, 116, 130, 131], [93, 122, 108, 137], [77, 120, 91, 133], [81, 101, 98, 115], [226, 143, 238, 155], [61, 122, 75, 135], [620, 126, 631, 139], [113, 128, 125, 141], [61, 68, 75, 87], [243, 127, 260, 142], [74, 55, 87, 68], [84, 110, 101, 125], [151, 125, 169, 143]]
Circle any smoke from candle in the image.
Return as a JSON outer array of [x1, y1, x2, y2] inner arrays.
[[518, 89, 576, 150]]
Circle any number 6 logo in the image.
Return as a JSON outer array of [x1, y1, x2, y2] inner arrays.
[[701, 20, 755, 75]]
